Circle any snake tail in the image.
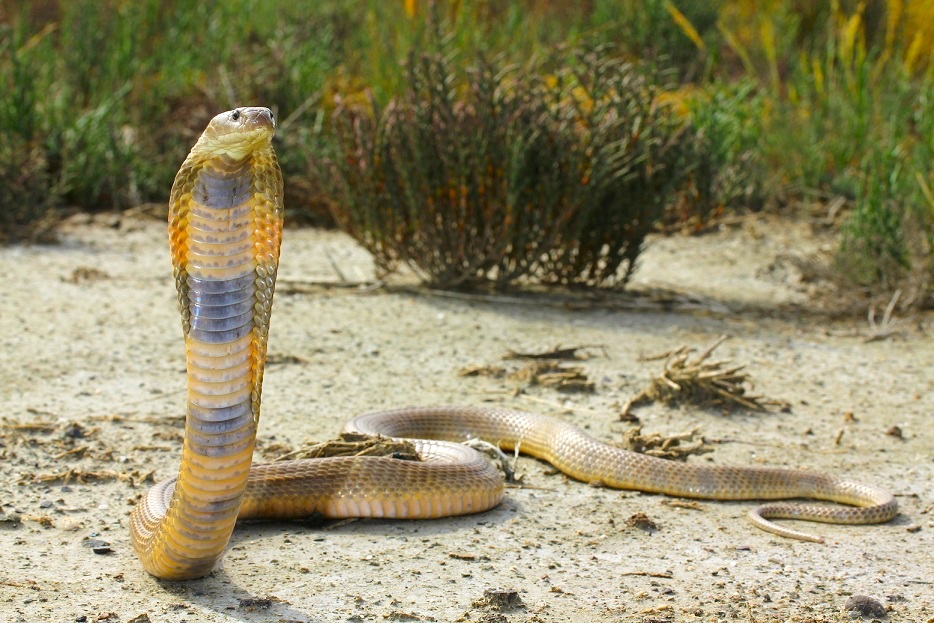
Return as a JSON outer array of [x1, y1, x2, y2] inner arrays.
[[343, 406, 897, 543]]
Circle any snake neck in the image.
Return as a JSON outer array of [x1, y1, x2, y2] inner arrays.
[[132, 139, 283, 580]]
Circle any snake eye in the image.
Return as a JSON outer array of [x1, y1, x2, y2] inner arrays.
[[231, 110, 241, 121]]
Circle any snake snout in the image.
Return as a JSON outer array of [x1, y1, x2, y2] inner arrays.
[[238, 106, 276, 130]]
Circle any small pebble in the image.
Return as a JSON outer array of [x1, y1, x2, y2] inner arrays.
[[63, 423, 86, 439], [844, 594, 887, 619], [83, 538, 113, 554]]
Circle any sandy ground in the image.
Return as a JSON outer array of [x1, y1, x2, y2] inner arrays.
[[0, 213, 931, 623]]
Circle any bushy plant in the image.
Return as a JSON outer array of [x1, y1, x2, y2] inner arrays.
[[314, 47, 716, 289]]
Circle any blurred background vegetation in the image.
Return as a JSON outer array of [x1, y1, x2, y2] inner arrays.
[[0, 0, 931, 304]]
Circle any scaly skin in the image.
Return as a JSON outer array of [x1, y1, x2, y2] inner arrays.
[[130, 107, 283, 580], [130, 107, 897, 582]]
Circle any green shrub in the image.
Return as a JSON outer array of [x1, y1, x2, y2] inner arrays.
[[837, 118, 933, 304], [313, 47, 716, 289], [686, 80, 768, 212]]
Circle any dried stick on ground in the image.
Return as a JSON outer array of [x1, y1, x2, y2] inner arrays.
[[624, 335, 775, 413], [616, 427, 713, 461], [273, 432, 420, 462]]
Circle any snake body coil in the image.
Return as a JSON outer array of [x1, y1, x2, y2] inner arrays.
[[130, 108, 897, 581]]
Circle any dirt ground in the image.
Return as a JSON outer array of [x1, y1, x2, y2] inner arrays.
[[1, 213, 931, 623]]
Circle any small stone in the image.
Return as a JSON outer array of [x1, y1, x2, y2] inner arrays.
[[472, 588, 524, 612], [844, 594, 887, 619], [885, 425, 904, 439], [63, 423, 86, 439], [84, 538, 113, 554]]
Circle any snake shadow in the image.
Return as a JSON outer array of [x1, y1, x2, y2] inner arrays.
[[172, 497, 521, 622]]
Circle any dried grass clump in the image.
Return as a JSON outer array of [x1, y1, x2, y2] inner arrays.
[[315, 46, 715, 289], [509, 361, 594, 393], [272, 432, 420, 462], [617, 427, 712, 461], [626, 335, 778, 412], [459, 344, 602, 393]]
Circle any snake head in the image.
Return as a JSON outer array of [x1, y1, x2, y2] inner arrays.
[[197, 107, 276, 159]]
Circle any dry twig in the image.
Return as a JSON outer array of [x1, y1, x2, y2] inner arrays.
[[503, 344, 606, 361], [272, 432, 419, 462], [508, 361, 594, 393], [865, 289, 906, 342], [616, 427, 712, 461], [460, 345, 599, 393], [624, 335, 779, 412]]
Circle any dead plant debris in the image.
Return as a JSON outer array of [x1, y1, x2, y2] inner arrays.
[[617, 427, 712, 461], [459, 364, 508, 379], [272, 432, 420, 462], [460, 344, 604, 393], [503, 344, 605, 361], [3, 420, 57, 434], [619, 570, 673, 579], [460, 360, 594, 393], [2, 419, 114, 462], [865, 289, 907, 342], [472, 588, 525, 612], [509, 361, 594, 393], [624, 335, 782, 413], [660, 499, 704, 511], [62, 267, 110, 284], [265, 353, 309, 366], [238, 597, 275, 610], [0, 578, 40, 590], [22, 514, 54, 527], [18, 468, 154, 486], [624, 512, 660, 533]]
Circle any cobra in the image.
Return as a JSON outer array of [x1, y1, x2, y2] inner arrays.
[[129, 107, 898, 581]]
